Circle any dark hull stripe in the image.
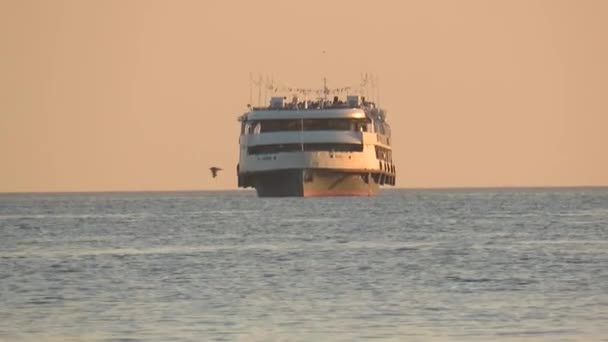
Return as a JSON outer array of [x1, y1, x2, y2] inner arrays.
[[250, 169, 380, 197]]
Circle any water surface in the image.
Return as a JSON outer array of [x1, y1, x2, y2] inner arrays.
[[1, 189, 607, 341]]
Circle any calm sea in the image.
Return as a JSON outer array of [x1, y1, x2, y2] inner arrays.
[[1, 189, 607, 342]]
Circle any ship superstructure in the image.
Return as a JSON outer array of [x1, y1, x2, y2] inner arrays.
[[237, 80, 396, 197]]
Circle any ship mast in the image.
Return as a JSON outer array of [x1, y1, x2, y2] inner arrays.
[[249, 74, 263, 107]]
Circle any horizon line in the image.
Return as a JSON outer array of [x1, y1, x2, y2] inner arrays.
[[1, 185, 608, 195]]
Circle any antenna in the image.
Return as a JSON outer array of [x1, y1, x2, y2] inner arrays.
[[265, 75, 275, 105], [370, 74, 376, 103], [369, 73, 380, 104], [249, 72, 253, 106], [376, 74, 380, 106], [322, 50, 328, 103], [360, 73, 369, 99], [250, 74, 262, 106], [263, 75, 269, 105]]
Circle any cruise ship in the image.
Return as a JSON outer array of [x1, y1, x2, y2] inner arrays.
[[237, 83, 396, 197]]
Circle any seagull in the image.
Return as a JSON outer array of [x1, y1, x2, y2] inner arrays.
[[209, 167, 222, 178]]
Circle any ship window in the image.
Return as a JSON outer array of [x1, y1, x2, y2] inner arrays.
[[252, 119, 368, 133], [374, 146, 392, 161], [248, 143, 363, 155], [246, 121, 261, 134], [303, 119, 352, 131], [260, 120, 302, 132]]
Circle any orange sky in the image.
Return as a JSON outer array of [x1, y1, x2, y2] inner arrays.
[[1, 0, 607, 192]]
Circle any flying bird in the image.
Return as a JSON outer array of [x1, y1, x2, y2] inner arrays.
[[209, 167, 222, 178]]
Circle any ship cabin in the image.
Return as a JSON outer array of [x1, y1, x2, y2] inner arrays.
[[240, 95, 391, 144], [238, 94, 395, 186]]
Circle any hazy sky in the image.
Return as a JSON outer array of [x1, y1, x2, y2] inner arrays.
[[1, 0, 607, 192]]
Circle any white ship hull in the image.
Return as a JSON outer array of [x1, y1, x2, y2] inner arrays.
[[237, 94, 395, 197]]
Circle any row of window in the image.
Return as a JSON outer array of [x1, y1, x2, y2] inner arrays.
[[242, 119, 369, 134], [248, 143, 364, 155], [375, 146, 392, 161]]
